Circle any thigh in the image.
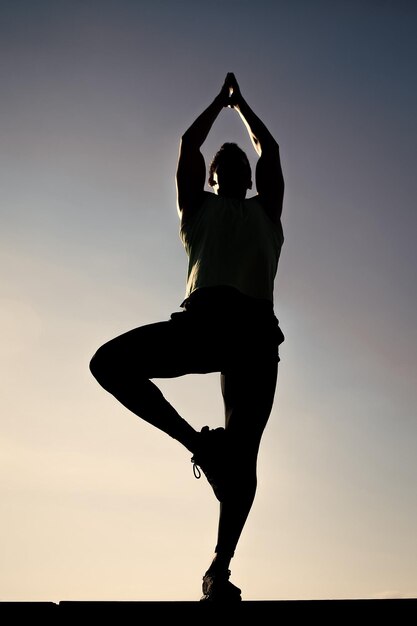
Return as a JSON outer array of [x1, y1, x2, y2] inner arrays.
[[98, 310, 224, 379]]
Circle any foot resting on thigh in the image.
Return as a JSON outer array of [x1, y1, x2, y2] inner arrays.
[[191, 426, 229, 502]]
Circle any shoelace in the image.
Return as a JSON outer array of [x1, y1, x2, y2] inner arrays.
[[191, 457, 202, 479]]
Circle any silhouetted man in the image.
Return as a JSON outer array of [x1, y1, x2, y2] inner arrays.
[[90, 73, 285, 601]]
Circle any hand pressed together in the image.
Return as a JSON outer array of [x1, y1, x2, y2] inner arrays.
[[218, 72, 243, 108]]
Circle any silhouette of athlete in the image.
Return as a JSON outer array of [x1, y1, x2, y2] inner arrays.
[[89, 73, 285, 602]]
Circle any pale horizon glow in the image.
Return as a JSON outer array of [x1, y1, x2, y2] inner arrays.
[[1, 0, 416, 602]]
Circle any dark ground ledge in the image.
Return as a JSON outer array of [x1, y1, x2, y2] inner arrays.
[[1, 598, 416, 619]]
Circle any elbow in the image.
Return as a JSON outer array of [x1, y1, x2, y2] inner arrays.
[[268, 137, 280, 155], [180, 131, 194, 146], [179, 133, 193, 154], [258, 138, 280, 159]]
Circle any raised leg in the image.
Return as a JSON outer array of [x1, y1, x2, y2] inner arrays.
[[89, 313, 221, 452]]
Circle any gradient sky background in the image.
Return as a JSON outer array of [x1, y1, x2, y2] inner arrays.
[[1, 0, 416, 602]]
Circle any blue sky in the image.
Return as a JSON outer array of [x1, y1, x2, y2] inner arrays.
[[1, 0, 416, 601]]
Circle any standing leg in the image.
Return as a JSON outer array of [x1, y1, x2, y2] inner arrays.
[[201, 353, 279, 600]]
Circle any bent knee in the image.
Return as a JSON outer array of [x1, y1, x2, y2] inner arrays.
[[89, 338, 150, 392], [89, 343, 118, 389]]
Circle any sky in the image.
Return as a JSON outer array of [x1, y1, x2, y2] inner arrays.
[[1, 0, 416, 602]]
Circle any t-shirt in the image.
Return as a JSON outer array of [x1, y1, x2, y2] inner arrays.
[[179, 192, 284, 302]]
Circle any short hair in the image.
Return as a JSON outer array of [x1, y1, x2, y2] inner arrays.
[[208, 142, 251, 186]]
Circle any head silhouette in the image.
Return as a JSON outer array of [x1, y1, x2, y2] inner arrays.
[[208, 143, 252, 199]]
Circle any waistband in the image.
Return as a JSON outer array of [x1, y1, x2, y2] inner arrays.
[[181, 286, 275, 314]]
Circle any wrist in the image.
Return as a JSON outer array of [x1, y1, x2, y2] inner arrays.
[[214, 92, 228, 109], [230, 92, 245, 111]]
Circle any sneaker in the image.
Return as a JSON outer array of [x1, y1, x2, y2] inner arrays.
[[200, 569, 242, 602], [191, 426, 228, 502]]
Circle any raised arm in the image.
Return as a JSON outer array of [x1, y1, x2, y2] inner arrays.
[[176, 77, 231, 221], [229, 74, 284, 223]]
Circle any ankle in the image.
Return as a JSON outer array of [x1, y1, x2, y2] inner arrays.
[[179, 428, 199, 453], [206, 554, 231, 577]]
